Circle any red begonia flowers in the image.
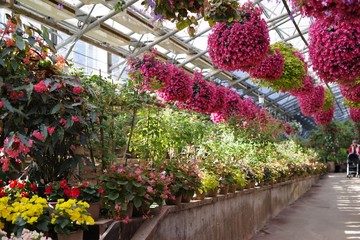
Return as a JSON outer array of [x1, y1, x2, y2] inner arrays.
[[178, 71, 216, 114], [128, 50, 169, 91], [157, 63, 193, 103], [350, 108, 360, 122], [298, 85, 325, 116], [288, 75, 315, 97], [207, 2, 269, 71], [339, 82, 360, 102], [248, 49, 285, 82], [309, 16, 360, 84], [290, 0, 360, 19], [313, 108, 334, 126]]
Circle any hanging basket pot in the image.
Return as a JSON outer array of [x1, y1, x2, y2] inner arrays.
[[207, 2, 269, 71]]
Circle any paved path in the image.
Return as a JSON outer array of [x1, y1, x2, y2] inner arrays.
[[252, 173, 360, 240]]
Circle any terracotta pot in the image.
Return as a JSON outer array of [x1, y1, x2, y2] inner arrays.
[[181, 192, 194, 203], [88, 202, 100, 221], [206, 188, 218, 197], [219, 185, 229, 195], [166, 194, 182, 205], [57, 230, 83, 240], [236, 185, 245, 191], [228, 184, 237, 193]]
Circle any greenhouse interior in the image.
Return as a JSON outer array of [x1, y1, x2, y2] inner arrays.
[[0, 0, 359, 239]]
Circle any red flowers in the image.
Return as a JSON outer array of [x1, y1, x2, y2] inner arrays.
[[313, 108, 334, 126], [350, 108, 360, 122], [207, 2, 269, 71], [33, 130, 45, 141], [298, 85, 325, 116], [309, 16, 360, 84], [248, 49, 285, 82], [33, 80, 47, 93], [73, 86, 83, 94]]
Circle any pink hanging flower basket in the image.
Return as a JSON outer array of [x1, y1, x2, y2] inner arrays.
[[178, 71, 216, 114], [157, 63, 194, 103], [313, 108, 334, 126], [298, 85, 325, 116], [289, 0, 360, 19], [210, 85, 228, 113], [309, 16, 360, 84], [128, 50, 169, 91], [350, 108, 360, 122], [339, 83, 360, 102], [248, 49, 285, 82], [207, 2, 269, 71], [288, 75, 315, 97]]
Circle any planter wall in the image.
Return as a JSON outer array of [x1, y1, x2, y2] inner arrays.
[[132, 175, 320, 240]]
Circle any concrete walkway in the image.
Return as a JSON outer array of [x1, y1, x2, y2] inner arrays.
[[252, 173, 360, 240]]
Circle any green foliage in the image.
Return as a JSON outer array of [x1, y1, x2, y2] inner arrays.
[[256, 42, 306, 91], [200, 171, 219, 192], [323, 88, 334, 111], [309, 121, 354, 162]]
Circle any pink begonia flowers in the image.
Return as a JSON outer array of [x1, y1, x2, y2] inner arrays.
[[313, 108, 334, 126], [73, 86, 83, 94], [288, 75, 315, 97], [309, 16, 360, 84], [178, 71, 216, 114], [350, 108, 360, 122], [33, 80, 47, 93], [128, 50, 169, 91], [157, 63, 193, 103], [290, 0, 360, 19], [248, 49, 285, 82], [207, 2, 269, 71], [339, 83, 360, 102], [298, 85, 325, 116]]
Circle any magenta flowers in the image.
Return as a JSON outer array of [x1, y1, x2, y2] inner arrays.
[[309, 16, 360, 84], [298, 85, 325, 116], [350, 108, 360, 122], [248, 49, 285, 82], [207, 2, 269, 71]]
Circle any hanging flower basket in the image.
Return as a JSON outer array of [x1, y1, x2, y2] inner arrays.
[[288, 75, 315, 97], [350, 107, 360, 122], [298, 85, 325, 116], [248, 49, 285, 82], [157, 63, 194, 102], [178, 71, 216, 114], [128, 50, 169, 91], [289, 0, 360, 19], [339, 82, 360, 102], [207, 2, 269, 71], [256, 42, 306, 91], [313, 108, 334, 126], [309, 16, 360, 84], [210, 85, 228, 113], [210, 88, 243, 123]]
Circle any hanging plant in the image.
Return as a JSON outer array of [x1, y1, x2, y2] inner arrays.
[[141, 0, 204, 36], [313, 89, 334, 125], [288, 75, 315, 97], [256, 42, 306, 91], [203, 0, 240, 27], [313, 108, 334, 126], [350, 107, 360, 122], [298, 85, 325, 116], [309, 16, 360, 84], [207, 2, 269, 71], [210, 84, 228, 113], [344, 99, 360, 109], [210, 88, 243, 123], [289, 0, 360, 19], [248, 49, 285, 82], [178, 71, 216, 114], [157, 63, 194, 103], [237, 97, 259, 122], [128, 50, 169, 91], [339, 82, 360, 102]]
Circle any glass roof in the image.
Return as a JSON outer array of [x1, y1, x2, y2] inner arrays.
[[4, 0, 350, 131]]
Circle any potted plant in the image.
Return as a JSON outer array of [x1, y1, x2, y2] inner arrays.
[[201, 171, 220, 197], [233, 169, 248, 191], [50, 198, 94, 239]]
